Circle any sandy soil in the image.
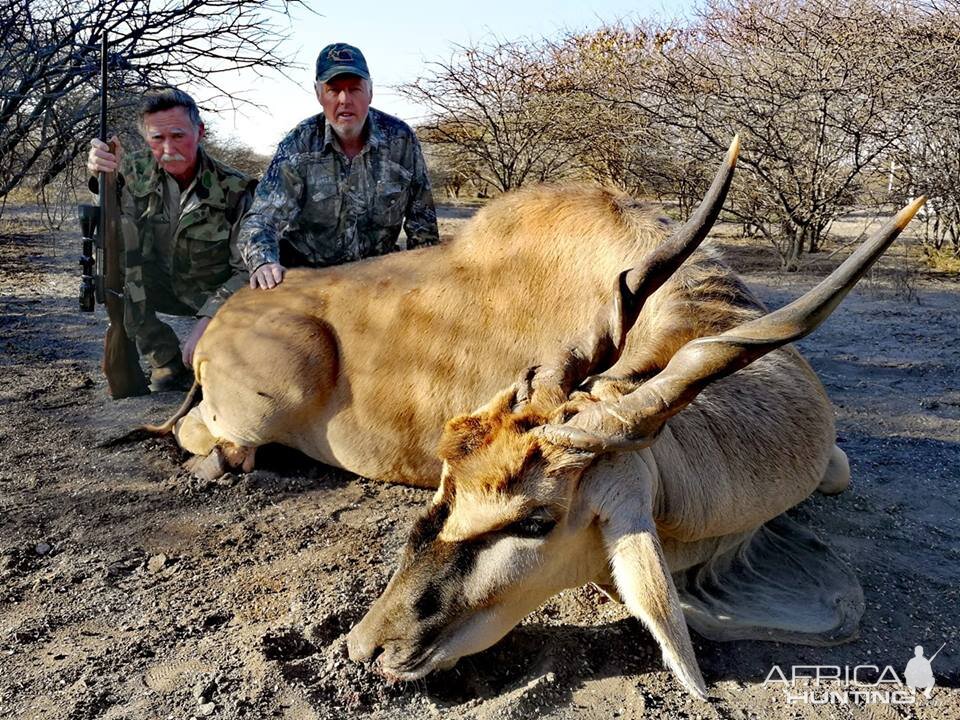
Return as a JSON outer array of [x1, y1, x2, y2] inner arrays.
[[0, 204, 958, 720]]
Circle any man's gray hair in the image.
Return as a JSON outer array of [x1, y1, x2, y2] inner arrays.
[[138, 88, 202, 128], [315, 77, 373, 96]]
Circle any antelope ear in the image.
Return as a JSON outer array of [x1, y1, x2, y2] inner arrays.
[[437, 414, 491, 462], [581, 454, 708, 700], [438, 386, 521, 463]]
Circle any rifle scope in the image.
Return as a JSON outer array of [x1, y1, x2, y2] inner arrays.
[[77, 203, 100, 312]]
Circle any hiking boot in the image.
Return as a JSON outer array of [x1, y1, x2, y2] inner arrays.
[[149, 358, 192, 393]]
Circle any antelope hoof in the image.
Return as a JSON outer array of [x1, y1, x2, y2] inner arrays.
[[184, 446, 228, 481], [817, 446, 850, 496], [221, 442, 257, 473]]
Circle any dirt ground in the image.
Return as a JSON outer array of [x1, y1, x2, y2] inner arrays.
[[0, 203, 958, 720]]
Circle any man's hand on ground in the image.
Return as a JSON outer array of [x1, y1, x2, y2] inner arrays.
[[87, 136, 123, 175], [250, 262, 286, 289], [182, 316, 212, 368]]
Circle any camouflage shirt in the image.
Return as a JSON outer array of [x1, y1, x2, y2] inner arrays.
[[100, 146, 257, 333], [238, 108, 439, 271]]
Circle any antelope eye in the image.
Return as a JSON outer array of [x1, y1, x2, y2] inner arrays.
[[508, 514, 557, 538]]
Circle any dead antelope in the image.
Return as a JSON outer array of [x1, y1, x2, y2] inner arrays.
[[155, 138, 921, 698], [345, 147, 924, 698]]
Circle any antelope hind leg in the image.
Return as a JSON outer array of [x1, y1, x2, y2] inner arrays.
[[174, 405, 217, 456]]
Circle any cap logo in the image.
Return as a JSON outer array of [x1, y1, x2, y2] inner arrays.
[[329, 47, 355, 63]]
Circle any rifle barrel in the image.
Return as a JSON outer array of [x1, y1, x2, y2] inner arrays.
[[99, 34, 107, 143]]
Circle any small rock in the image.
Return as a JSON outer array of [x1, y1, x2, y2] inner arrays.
[[147, 554, 167, 573], [198, 702, 216, 716], [194, 678, 216, 702], [35, 543, 52, 556]]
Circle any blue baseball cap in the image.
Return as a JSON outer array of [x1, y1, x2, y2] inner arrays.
[[316, 43, 370, 83]]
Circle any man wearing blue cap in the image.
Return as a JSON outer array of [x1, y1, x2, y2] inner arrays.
[[239, 42, 439, 289]]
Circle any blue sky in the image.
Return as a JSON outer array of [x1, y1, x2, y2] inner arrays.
[[206, 0, 698, 155]]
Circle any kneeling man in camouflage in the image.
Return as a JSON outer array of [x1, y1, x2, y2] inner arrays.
[[87, 88, 257, 392]]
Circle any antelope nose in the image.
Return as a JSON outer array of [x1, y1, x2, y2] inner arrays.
[[346, 623, 382, 663]]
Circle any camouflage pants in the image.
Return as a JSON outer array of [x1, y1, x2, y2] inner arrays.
[[134, 261, 197, 368]]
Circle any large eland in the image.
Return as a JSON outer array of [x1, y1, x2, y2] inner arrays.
[[146, 139, 923, 698]]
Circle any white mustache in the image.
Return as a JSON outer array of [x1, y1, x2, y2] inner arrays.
[[160, 153, 187, 163]]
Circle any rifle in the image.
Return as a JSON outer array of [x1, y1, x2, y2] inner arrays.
[[77, 33, 149, 398]]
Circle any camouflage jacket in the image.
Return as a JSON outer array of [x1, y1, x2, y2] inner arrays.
[[238, 108, 439, 271], [104, 146, 257, 333]]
